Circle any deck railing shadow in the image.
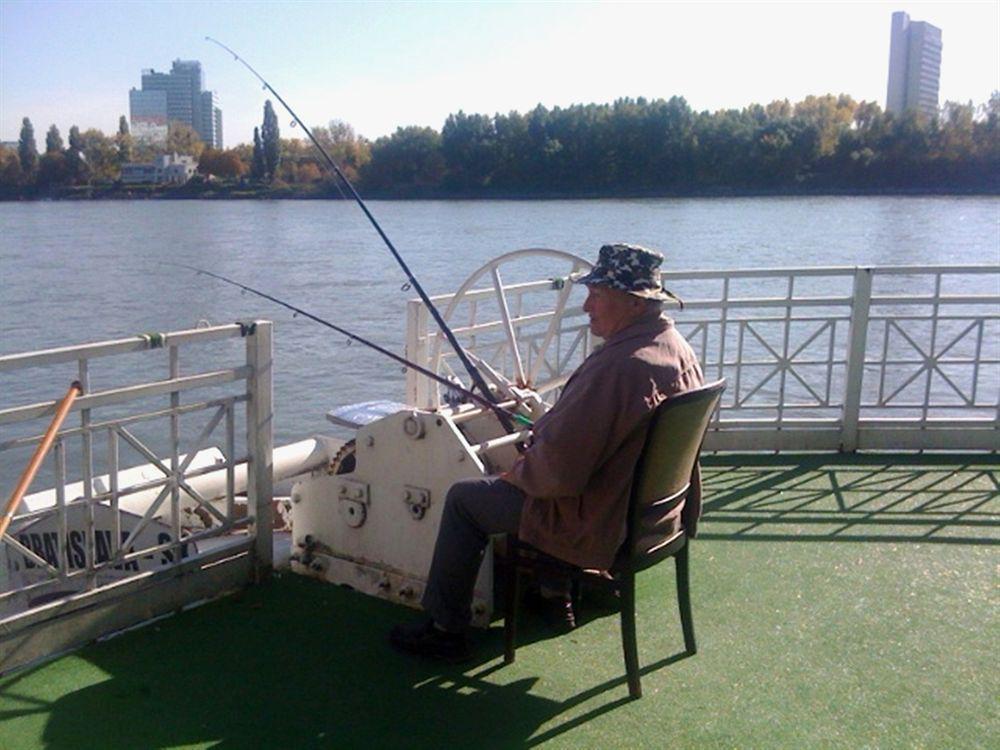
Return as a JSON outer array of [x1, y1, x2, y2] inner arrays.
[[0, 573, 681, 749], [698, 453, 1000, 546], [6, 454, 997, 747]]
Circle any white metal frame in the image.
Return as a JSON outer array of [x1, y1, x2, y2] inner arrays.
[[406, 264, 999, 452], [0, 322, 273, 673], [406, 249, 594, 408]]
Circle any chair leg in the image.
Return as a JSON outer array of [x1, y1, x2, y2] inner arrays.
[[620, 574, 642, 699], [675, 542, 697, 655], [503, 555, 521, 664]]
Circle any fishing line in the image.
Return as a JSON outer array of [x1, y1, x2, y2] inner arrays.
[[171, 262, 531, 427], [205, 37, 509, 429]]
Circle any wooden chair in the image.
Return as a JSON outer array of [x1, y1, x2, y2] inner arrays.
[[502, 379, 726, 699]]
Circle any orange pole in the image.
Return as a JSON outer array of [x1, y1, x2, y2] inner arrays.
[[0, 381, 83, 541]]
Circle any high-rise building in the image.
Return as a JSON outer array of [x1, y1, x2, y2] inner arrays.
[[129, 60, 223, 148], [197, 90, 222, 150], [886, 11, 942, 120], [128, 89, 168, 143]]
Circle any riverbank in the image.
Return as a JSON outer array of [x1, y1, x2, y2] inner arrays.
[[1, 181, 998, 201]]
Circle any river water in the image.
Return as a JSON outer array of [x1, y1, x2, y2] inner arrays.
[[1, 196, 997, 478]]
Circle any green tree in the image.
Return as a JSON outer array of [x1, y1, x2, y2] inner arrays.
[[975, 91, 1000, 162], [251, 126, 266, 181], [361, 126, 445, 193], [441, 111, 499, 189], [63, 125, 90, 185], [116, 115, 133, 165], [37, 151, 69, 186], [68, 125, 83, 152], [79, 128, 118, 182], [490, 110, 531, 188], [45, 124, 64, 154], [261, 100, 281, 180], [18, 117, 38, 178]]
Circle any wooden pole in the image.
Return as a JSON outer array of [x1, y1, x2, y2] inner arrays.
[[0, 381, 82, 540]]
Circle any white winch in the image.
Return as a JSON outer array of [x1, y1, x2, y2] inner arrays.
[[289, 248, 594, 625]]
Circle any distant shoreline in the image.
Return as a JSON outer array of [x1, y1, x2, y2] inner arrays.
[[2, 183, 998, 202]]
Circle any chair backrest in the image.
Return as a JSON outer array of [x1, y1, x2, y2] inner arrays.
[[621, 379, 725, 568]]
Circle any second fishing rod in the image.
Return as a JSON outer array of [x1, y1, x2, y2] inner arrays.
[[175, 263, 532, 429], [205, 37, 511, 431]]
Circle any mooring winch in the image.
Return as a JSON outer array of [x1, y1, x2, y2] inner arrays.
[[289, 248, 595, 625]]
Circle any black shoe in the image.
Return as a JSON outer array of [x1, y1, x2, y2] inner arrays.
[[389, 619, 472, 663], [525, 591, 576, 633]]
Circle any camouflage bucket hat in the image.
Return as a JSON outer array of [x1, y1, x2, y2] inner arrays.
[[572, 243, 683, 306]]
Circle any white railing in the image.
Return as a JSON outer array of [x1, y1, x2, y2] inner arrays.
[[406, 265, 1000, 451], [0, 322, 273, 673]]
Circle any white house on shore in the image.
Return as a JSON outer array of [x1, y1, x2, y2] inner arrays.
[[121, 153, 197, 185]]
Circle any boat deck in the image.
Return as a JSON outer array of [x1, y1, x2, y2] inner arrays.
[[1, 453, 997, 749]]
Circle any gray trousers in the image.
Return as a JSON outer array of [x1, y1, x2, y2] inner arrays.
[[421, 476, 525, 632]]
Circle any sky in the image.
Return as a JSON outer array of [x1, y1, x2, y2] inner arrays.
[[1, 1, 997, 148]]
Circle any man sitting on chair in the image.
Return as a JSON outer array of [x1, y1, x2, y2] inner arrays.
[[390, 243, 705, 662]]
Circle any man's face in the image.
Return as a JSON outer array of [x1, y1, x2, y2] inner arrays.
[[582, 285, 643, 339]]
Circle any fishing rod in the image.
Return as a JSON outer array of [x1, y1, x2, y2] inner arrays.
[[204, 37, 509, 429], [174, 263, 531, 427]]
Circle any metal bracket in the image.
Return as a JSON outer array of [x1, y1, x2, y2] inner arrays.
[[402, 485, 431, 521], [337, 478, 370, 528]]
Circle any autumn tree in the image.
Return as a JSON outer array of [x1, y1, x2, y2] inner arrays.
[[166, 121, 205, 158], [296, 161, 322, 183], [311, 120, 372, 182], [793, 94, 858, 157], [0, 145, 23, 186], [198, 148, 247, 179]]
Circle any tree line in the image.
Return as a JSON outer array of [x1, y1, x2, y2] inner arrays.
[[361, 93, 998, 195], [2, 93, 997, 196]]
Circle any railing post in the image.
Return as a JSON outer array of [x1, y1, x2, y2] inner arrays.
[[78, 359, 95, 589], [245, 320, 274, 581], [405, 299, 424, 407], [842, 267, 873, 452]]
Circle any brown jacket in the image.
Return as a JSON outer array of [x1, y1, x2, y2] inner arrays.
[[505, 309, 704, 569]]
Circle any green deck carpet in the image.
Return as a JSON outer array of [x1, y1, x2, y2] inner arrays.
[[1, 454, 997, 749]]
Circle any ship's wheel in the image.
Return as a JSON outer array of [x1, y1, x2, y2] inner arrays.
[[425, 248, 593, 411]]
